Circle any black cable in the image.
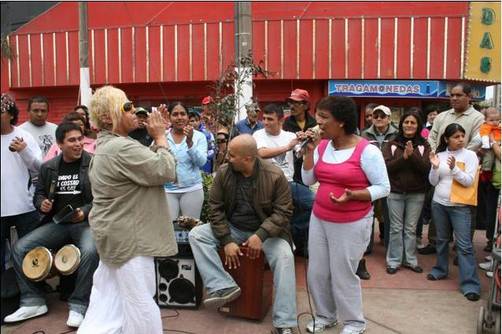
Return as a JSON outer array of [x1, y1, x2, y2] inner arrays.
[[59, 329, 77, 334], [161, 309, 180, 319], [365, 316, 402, 334], [161, 309, 197, 333]]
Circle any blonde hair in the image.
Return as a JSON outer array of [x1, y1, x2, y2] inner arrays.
[[89, 85, 128, 131]]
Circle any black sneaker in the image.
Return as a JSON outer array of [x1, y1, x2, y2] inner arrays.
[[417, 244, 436, 255], [203, 286, 241, 308], [386, 267, 398, 275], [484, 241, 493, 252], [356, 258, 371, 280], [403, 263, 423, 273], [465, 292, 480, 301]]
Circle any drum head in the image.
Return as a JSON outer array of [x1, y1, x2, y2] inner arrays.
[[55, 244, 81, 275], [22, 247, 53, 282]]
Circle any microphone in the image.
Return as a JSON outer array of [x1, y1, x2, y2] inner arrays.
[[294, 125, 321, 158]]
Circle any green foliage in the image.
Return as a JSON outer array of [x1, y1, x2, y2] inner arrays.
[[205, 51, 273, 132], [200, 173, 214, 224], [1, 35, 15, 61]]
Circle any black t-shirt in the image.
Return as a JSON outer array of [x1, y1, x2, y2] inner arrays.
[[229, 174, 262, 232], [53, 158, 84, 222]]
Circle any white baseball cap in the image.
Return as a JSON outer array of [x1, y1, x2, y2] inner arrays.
[[373, 105, 391, 116]]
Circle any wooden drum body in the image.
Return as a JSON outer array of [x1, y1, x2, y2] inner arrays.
[[218, 246, 272, 320], [54, 244, 81, 276], [22, 247, 57, 282]]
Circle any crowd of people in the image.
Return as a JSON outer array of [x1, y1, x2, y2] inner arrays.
[[0, 81, 500, 334]]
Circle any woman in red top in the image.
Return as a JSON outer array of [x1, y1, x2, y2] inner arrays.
[[302, 96, 390, 334]]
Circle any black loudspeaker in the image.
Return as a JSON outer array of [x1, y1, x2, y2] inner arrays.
[[155, 256, 202, 309]]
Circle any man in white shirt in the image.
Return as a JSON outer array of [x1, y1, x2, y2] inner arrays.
[[1, 94, 42, 278], [253, 103, 313, 256], [19, 96, 57, 158]]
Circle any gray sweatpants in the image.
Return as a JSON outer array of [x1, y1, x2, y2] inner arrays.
[[166, 188, 204, 221], [307, 211, 373, 330]]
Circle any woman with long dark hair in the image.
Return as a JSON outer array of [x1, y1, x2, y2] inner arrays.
[[427, 123, 481, 301], [164, 102, 207, 220], [382, 110, 431, 274], [302, 96, 390, 334]]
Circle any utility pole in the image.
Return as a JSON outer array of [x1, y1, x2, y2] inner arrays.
[[79, 2, 91, 106], [234, 2, 252, 122]]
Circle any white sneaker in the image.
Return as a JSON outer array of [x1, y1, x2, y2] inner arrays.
[[479, 260, 493, 271], [486, 271, 494, 279], [340, 326, 366, 334], [306, 319, 338, 333], [66, 310, 84, 328], [4, 305, 48, 323]]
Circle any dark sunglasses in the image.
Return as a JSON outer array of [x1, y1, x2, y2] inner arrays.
[[372, 113, 387, 119], [216, 139, 228, 144], [121, 101, 135, 113]]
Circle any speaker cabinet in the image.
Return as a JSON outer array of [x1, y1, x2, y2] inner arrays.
[[155, 256, 202, 309]]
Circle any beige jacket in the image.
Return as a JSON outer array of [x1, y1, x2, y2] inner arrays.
[[89, 130, 178, 266], [428, 106, 484, 152]]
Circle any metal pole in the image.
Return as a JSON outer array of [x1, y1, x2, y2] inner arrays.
[[234, 2, 252, 122], [79, 2, 91, 106]]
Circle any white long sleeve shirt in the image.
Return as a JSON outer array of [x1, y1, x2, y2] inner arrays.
[[301, 140, 390, 201], [429, 148, 479, 206], [1, 126, 42, 216]]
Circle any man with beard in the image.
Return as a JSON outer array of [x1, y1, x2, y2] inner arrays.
[[188, 134, 298, 334]]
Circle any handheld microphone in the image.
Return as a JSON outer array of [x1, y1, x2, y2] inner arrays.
[[294, 125, 321, 159]]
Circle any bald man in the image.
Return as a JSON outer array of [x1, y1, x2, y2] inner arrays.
[[189, 135, 298, 334]]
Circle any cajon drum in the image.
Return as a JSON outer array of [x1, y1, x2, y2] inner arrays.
[[217, 246, 272, 320]]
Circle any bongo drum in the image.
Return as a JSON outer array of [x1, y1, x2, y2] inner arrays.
[[54, 244, 81, 276], [22, 247, 56, 282]]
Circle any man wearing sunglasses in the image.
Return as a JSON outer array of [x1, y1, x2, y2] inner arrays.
[[361, 105, 397, 275], [361, 105, 398, 150]]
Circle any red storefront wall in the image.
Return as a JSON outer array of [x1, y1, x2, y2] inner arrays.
[[0, 2, 469, 123]]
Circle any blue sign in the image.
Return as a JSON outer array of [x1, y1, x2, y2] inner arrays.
[[328, 80, 486, 100], [438, 82, 486, 100], [328, 80, 440, 98]]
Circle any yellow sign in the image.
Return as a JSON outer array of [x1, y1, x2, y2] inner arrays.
[[464, 2, 501, 82]]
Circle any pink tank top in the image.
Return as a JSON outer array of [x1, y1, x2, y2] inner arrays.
[[313, 138, 372, 223]]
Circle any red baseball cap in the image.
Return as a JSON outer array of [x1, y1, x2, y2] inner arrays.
[[287, 89, 310, 102], [202, 96, 213, 105]]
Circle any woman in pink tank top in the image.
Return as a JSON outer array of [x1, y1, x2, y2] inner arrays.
[[302, 96, 390, 334]]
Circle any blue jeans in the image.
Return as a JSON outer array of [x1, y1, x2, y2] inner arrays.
[[12, 221, 99, 315], [1, 210, 41, 274], [430, 202, 480, 295], [289, 181, 314, 253], [386, 192, 425, 268], [188, 223, 297, 328]]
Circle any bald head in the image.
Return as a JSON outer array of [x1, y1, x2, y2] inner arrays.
[[229, 134, 258, 158], [227, 134, 258, 175]]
